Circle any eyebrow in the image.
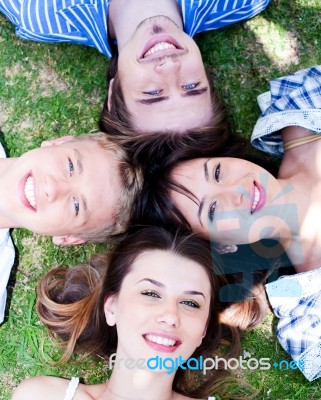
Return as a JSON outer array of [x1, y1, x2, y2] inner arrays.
[[74, 149, 83, 174], [138, 278, 164, 287], [136, 87, 208, 105], [181, 87, 208, 97], [137, 279, 205, 299], [74, 149, 90, 225], [197, 158, 210, 226], [136, 96, 169, 105]]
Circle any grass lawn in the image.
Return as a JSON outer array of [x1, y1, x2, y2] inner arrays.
[[1, 1, 321, 399]]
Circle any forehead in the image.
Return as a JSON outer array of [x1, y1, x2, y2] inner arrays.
[[68, 140, 122, 233], [131, 94, 213, 132], [123, 249, 211, 291], [173, 158, 207, 184]]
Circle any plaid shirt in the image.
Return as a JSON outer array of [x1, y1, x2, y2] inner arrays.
[[251, 66, 321, 156], [266, 267, 321, 381], [0, 0, 270, 57]]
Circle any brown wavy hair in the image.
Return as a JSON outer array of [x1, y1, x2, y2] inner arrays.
[[37, 226, 267, 399]]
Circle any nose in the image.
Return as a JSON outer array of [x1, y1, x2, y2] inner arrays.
[[154, 57, 180, 74], [44, 175, 68, 202], [215, 183, 243, 208], [156, 301, 180, 328]]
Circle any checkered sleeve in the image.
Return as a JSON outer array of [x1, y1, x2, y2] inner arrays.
[[251, 66, 321, 157], [266, 266, 321, 381]]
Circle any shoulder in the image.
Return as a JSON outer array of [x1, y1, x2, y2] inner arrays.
[[11, 376, 76, 400], [174, 394, 207, 400]]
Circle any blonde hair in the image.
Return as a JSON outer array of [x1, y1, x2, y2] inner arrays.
[[71, 132, 143, 242]]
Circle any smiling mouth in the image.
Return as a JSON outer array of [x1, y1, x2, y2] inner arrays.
[[143, 41, 177, 58], [140, 35, 185, 61], [24, 175, 37, 210], [144, 334, 177, 347], [251, 181, 265, 214]]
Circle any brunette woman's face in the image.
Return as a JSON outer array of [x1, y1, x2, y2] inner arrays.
[[171, 157, 284, 245], [104, 249, 211, 368]]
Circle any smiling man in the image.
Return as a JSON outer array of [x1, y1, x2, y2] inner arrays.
[[105, 0, 271, 133], [1, 0, 270, 133], [109, 13, 213, 132], [0, 132, 141, 324]]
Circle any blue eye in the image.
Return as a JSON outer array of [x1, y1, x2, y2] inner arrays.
[[142, 290, 160, 298], [73, 197, 79, 217], [143, 89, 162, 96], [182, 83, 199, 90], [68, 158, 74, 176], [208, 201, 217, 223], [181, 299, 200, 308], [214, 163, 221, 182]]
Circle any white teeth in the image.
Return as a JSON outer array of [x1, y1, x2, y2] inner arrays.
[[251, 186, 260, 213], [144, 42, 176, 57], [24, 176, 36, 209], [145, 334, 176, 347]]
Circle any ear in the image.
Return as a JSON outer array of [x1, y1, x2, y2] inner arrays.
[[41, 135, 75, 147], [107, 78, 115, 111], [104, 295, 117, 326], [52, 235, 87, 246]]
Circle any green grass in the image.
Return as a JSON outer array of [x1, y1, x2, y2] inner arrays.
[[1, 1, 321, 399]]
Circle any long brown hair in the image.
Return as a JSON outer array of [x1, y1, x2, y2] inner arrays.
[[37, 227, 266, 398]]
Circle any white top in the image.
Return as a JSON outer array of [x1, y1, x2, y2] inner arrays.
[[64, 377, 79, 400], [62, 378, 216, 399], [0, 143, 15, 324]]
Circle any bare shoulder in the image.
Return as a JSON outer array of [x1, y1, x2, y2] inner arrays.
[[11, 376, 75, 400], [175, 394, 211, 400], [11, 375, 107, 400]]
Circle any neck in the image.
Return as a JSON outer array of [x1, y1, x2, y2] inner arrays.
[[108, 0, 183, 49], [105, 357, 176, 400]]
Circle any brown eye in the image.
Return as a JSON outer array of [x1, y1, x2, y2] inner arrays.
[[214, 163, 221, 182], [208, 201, 217, 223]]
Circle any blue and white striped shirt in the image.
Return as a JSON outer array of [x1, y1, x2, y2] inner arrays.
[[0, 0, 270, 57]]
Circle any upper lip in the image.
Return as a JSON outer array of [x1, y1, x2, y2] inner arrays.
[[139, 35, 186, 61]]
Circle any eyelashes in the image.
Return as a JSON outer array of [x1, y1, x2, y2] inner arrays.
[[182, 82, 200, 91], [143, 89, 162, 96], [68, 157, 79, 217], [141, 290, 200, 309], [214, 163, 221, 182], [143, 83, 200, 96], [208, 163, 221, 222], [141, 290, 160, 298], [208, 201, 217, 223]]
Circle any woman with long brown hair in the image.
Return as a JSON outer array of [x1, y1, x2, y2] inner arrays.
[[12, 227, 265, 400]]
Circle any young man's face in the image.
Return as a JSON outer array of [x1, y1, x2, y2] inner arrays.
[[114, 16, 213, 132], [0, 137, 121, 244]]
